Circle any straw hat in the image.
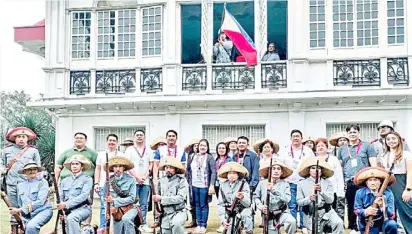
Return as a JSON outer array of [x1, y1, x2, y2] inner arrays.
[[185, 138, 200, 151], [218, 162, 249, 179], [6, 127, 37, 143], [253, 138, 280, 154], [302, 136, 316, 144], [159, 156, 185, 174], [223, 137, 237, 144], [354, 167, 396, 186], [108, 156, 134, 171], [63, 154, 92, 171], [329, 132, 349, 147], [18, 162, 44, 174], [120, 138, 134, 146], [259, 160, 293, 179], [298, 156, 334, 178], [150, 136, 167, 150]]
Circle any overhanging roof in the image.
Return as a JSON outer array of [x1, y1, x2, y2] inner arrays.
[[14, 19, 45, 58]]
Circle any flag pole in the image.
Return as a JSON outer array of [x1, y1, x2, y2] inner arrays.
[[219, 3, 226, 33]]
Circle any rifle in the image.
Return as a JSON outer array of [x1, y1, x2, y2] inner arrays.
[[0, 191, 25, 233], [364, 163, 395, 234], [51, 172, 67, 234], [263, 158, 273, 234], [105, 153, 111, 234], [149, 170, 162, 234], [312, 160, 319, 234], [223, 179, 246, 234]]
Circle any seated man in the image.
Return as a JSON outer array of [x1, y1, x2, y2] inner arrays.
[[106, 156, 140, 234], [354, 167, 397, 234], [58, 155, 93, 234], [253, 160, 296, 234], [153, 156, 188, 234], [9, 162, 53, 234], [218, 162, 253, 234], [297, 156, 344, 234]]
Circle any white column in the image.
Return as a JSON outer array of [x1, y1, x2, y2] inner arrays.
[[57, 0, 66, 64], [134, 68, 142, 95], [55, 116, 73, 158], [288, 0, 309, 59], [165, 1, 177, 63], [380, 58, 391, 88], [90, 70, 96, 95]]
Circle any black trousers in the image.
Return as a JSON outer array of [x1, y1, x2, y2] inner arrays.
[[345, 180, 360, 230]]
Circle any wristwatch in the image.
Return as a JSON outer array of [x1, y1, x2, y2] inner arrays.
[[406, 188, 411, 192]]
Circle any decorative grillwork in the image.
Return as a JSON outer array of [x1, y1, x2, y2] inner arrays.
[[70, 71, 91, 95], [333, 60, 381, 87], [212, 65, 255, 90], [387, 58, 409, 86], [182, 66, 207, 90], [140, 68, 162, 92], [261, 62, 287, 89], [95, 70, 136, 94]]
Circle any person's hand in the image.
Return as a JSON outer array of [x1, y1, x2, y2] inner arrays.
[[314, 183, 322, 192], [215, 42, 220, 48], [262, 205, 268, 215], [402, 190, 411, 203], [266, 183, 273, 191], [94, 184, 99, 193], [222, 220, 230, 229], [9, 207, 21, 215], [208, 186, 215, 195], [373, 196, 384, 207], [236, 192, 244, 200], [105, 195, 114, 203], [153, 195, 162, 202], [136, 176, 144, 184], [365, 206, 378, 216], [57, 202, 66, 210]]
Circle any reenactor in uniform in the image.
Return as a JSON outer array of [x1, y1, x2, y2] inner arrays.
[[0, 127, 41, 231], [106, 156, 140, 234], [217, 162, 253, 234], [9, 162, 53, 234], [253, 160, 297, 234], [353, 167, 398, 234], [153, 156, 188, 234], [57, 155, 93, 234], [297, 156, 344, 234]]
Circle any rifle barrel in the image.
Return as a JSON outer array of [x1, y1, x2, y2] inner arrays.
[[50, 172, 67, 234]]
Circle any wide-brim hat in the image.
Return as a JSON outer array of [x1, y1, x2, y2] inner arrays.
[[218, 162, 249, 179], [298, 156, 334, 178], [185, 138, 200, 151], [18, 162, 44, 174], [253, 138, 280, 154], [354, 167, 396, 186], [108, 156, 134, 171], [259, 160, 293, 179], [150, 136, 167, 150], [120, 138, 134, 146], [223, 137, 237, 144], [63, 154, 92, 171], [303, 136, 316, 144], [6, 127, 37, 143], [159, 156, 185, 174], [329, 132, 349, 147]]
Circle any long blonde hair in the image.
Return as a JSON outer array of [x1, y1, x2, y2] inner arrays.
[[385, 132, 404, 162]]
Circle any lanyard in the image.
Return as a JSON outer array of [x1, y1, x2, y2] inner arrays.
[[196, 154, 206, 170], [168, 146, 177, 158], [216, 156, 227, 170], [236, 152, 245, 165], [134, 146, 146, 158], [105, 150, 117, 161], [346, 141, 362, 158], [290, 145, 304, 159]]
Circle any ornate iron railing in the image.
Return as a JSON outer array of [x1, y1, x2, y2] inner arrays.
[[333, 60, 381, 87], [182, 65, 207, 91], [387, 58, 409, 86], [141, 68, 163, 92], [261, 61, 287, 89], [212, 64, 255, 90], [70, 71, 91, 95], [95, 70, 136, 94]]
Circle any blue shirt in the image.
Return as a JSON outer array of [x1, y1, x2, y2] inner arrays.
[[153, 145, 186, 163], [354, 187, 395, 231], [17, 177, 52, 216]]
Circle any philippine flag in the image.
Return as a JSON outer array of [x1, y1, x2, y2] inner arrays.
[[220, 8, 257, 66]]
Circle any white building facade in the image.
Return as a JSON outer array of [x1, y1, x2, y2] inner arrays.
[[16, 0, 412, 155]]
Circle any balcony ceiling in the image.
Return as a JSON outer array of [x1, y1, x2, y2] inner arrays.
[[14, 19, 45, 58]]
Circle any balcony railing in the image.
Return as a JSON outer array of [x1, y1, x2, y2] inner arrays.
[[95, 70, 136, 94], [387, 58, 409, 86], [212, 64, 255, 90], [140, 68, 163, 93], [70, 71, 91, 95], [261, 61, 287, 89], [182, 65, 207, 91], [333, 60, 381, 87]]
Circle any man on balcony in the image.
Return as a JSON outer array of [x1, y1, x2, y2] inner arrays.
[[261, 43, 280, 61], [213, 32, 233, 63]]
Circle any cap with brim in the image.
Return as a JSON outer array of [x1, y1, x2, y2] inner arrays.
[[218, 162, 249, 179], [120, 138, 134, 146], [303, 136, 316, 144], [185, 138, 200, 151], [63, 154, 92, 171], [108, 156, 134, 171], [329, 132, 349, 147], [6, 127, 37, 143], [18, 162, 44, 174], [298, 156, 334, 178], [150, 137, 167, 150], [259, 160, 293, 179], [159, 156, 185, 174], [354, 167, 396, 186], [223, 137, 237, 144], [253, 138, 280, 154]]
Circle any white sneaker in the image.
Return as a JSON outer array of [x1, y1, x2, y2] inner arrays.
[[349, 231, 360, 234], [199, 227, 207, 233], [140, 224, 153, 233], [216, 226, 224, 233]]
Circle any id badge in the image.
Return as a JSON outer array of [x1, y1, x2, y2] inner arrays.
[[196, 169, 203, 180], [139, 159, 144, 168], [292, 160, 298, 170], [351, 158, 358, 168]]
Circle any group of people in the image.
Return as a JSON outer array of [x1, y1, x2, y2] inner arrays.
[[0, 119, 411, 234]]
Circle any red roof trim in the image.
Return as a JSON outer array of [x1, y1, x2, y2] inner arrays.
[[14, 19, 45, 42]]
